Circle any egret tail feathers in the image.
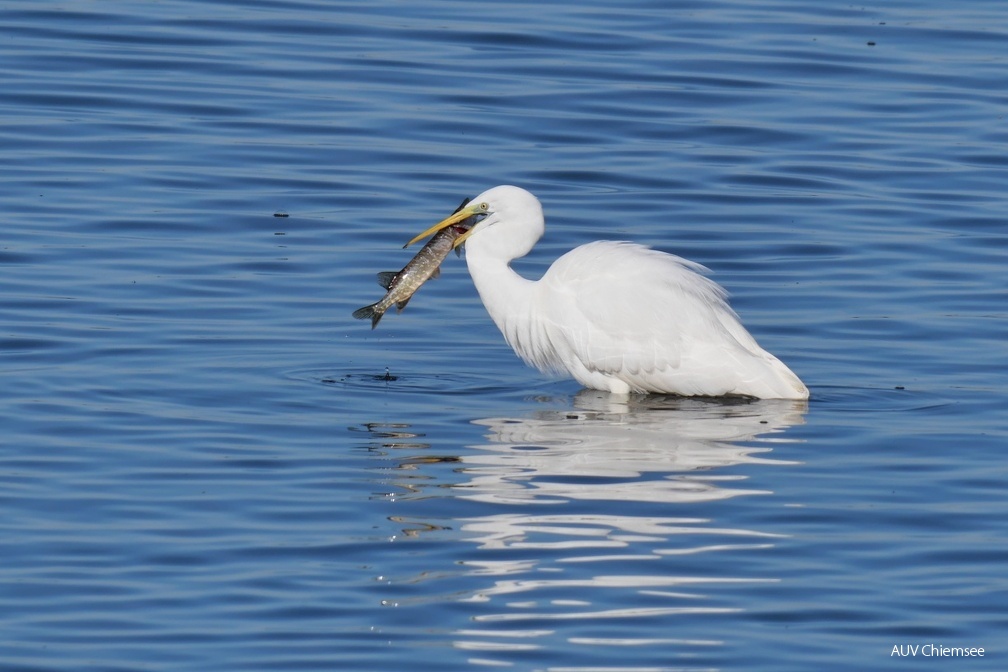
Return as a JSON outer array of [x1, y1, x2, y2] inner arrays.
[[737, 353, 808, 400]]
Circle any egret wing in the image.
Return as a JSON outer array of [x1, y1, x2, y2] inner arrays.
[[541, 242, 762, 393]]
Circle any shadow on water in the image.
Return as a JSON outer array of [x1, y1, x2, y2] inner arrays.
[[355, 390, 808, 669]]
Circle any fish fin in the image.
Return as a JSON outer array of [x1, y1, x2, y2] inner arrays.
[[454, 245, 463, 258], [376, 271, 398, 290], [431, 267, 440, 279], [395, 296, 412, 313], [352, 303, 384, 329]]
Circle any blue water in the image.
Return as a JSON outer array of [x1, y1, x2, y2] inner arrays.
[[2, 1, 1006, 670]]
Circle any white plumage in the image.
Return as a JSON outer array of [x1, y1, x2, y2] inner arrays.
[[414, 185, 808, 399]]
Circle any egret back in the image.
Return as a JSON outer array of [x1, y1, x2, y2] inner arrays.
[[540, 241, 805, 397]]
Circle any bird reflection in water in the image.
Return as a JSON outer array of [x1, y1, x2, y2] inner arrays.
[[361, 393, 807, 667], [457, 391, 806, 506]]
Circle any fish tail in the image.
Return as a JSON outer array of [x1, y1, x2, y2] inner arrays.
[[352, 303, 384, 329]]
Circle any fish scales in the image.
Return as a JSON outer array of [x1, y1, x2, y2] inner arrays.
[[352, 198, 473, 329]]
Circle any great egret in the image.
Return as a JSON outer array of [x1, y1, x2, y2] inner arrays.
[[407, 185, 808, 399]]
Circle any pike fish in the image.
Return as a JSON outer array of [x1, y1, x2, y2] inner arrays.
[[352, 197, 475, 329]]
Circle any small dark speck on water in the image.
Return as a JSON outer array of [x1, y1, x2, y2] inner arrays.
[[895, 385, 905, 390], [867, 41, 876, 46], [273, 212, 289, 218], [376, 367, 397, 382]]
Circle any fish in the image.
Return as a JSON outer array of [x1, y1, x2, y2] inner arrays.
[[352, 197, 475, 329]]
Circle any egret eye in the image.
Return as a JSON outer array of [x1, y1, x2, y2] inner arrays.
[[479, 202, 489, 211]]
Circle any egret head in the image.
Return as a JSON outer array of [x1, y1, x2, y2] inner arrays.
[[405, 186, 544, 258]]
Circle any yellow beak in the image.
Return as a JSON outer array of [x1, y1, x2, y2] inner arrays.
[[404, 201, 487, 249]]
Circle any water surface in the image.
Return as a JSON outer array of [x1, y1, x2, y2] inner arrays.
[[2, 1, 1006, 670]]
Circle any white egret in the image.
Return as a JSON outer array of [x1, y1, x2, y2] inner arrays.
[[407, 185, 808, 399]]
